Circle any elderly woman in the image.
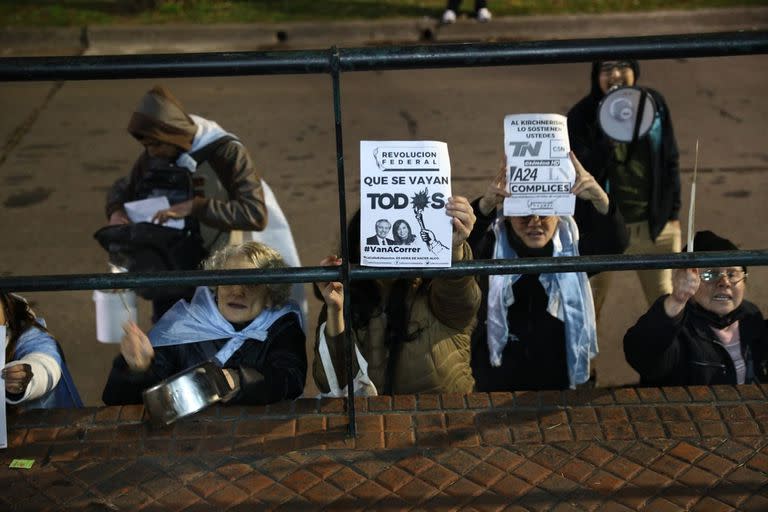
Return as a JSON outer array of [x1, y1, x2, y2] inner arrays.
[[624, 231, 767, 385], [467, 153, 629, 391], [2, 292, 81, 409], [102, 242, 306, 405], [314, 196, 481, 395]]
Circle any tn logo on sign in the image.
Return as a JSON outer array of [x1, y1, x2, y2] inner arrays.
[[508, 141, 542, 157]]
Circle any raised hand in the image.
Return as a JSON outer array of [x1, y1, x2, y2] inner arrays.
[[664, 268, 700, 317], [478, 158, 511, 216], [318, 255, 344, 312], [121, 321, 155, 372], [317, 256, 345, 336]]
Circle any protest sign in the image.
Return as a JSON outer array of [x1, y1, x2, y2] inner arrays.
[[360, 141, 452, 267], [503, 114, 575, 217]]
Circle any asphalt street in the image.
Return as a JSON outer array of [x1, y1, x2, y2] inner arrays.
[[1, 11, 767, 404]]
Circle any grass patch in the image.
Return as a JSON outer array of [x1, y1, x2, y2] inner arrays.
[[1, 0, 767, 26]]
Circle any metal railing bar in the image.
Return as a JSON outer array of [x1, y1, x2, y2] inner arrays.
[[329, 45, 357, 436], [338, 31, 768, 71], [1, 250, 764, 293], [1, 31, 766, 82]]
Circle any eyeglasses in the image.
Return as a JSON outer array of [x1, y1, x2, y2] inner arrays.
[[599, 61, 633, 73], [700, 269, 747, 284]]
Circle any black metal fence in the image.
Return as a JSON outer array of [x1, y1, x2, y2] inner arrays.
[[2, 31, 768, 434]]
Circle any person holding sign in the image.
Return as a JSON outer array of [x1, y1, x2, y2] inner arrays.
[[314, 197, 481, 395], [624, 231, 767, 386], [2, 293, 82, 409], [102, 242, 306, 406], [467, 153, 628, 391], [567, 60, 682, 331]]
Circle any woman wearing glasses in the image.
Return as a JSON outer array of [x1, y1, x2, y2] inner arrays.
[[624, 231, 767, 385]]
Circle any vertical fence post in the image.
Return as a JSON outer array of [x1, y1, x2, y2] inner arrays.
[[329, 46, 356, 437]]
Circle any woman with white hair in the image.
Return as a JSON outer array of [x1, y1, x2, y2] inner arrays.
[[102, 242, 306, 405]]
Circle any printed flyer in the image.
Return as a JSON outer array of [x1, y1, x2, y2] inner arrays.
[[503, 114, 576, 216], [360, 141, 452, 267]]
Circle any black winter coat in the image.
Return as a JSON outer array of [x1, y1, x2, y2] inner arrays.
[[102, 313, 306, 405], [567, 63, 680, 241], [624, 297, 767, 386]]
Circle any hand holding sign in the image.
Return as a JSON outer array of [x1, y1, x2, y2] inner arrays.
[[570, 152, 609, 215], [446, 196, 476, 248]]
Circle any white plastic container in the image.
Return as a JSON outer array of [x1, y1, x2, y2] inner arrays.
[[93, 290, 137, 343]]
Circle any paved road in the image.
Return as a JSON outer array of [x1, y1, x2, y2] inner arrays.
[[1, 38, 767, 404]]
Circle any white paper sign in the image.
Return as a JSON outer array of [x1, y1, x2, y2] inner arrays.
[[360, 141, 452, 267], [503, 114, 575, 216], [124, 196, 185, 230], [0, 325, 7, 449]]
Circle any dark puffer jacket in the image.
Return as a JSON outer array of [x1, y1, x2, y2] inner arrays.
[[567, 60, 680, 241]]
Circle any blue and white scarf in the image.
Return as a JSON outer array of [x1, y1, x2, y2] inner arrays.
[[149, 287, 301, 365], [486, 215, 597, 388]]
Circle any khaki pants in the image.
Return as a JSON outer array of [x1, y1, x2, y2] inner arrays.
[[591, 220, 682, 318]]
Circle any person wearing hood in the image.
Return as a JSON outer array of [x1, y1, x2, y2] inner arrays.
[[105, 86, 270, 320], [624, 231, 767, 386], [467, 153, 628, 391], [567, 60, 681, 325]]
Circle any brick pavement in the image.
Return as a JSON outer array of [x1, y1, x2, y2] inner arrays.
[[2, 385, 767, 511]]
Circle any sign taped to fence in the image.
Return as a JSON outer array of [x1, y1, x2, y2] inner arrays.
[[503, 113, 575, 216], [360, 140, 452, 267]]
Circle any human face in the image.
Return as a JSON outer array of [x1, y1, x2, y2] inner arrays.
[[692, 266, 746, 316], [216, 255, 271, 323], [508, 215, 558, 249], [397, 222, 410, 239], [141, 138, 181, 160], [376, 221, 391, 238], [598, 61, 636, 94]]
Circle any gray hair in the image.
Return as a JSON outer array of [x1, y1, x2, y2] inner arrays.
[[203, 242, 291, 306]]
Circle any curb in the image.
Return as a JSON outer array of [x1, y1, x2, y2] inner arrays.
[[1, 7, 767, 56]]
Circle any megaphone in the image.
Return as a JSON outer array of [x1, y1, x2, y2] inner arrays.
[[597, 86, 657, 143]]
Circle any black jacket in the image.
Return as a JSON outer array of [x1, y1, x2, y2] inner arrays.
[[102, 313, 306, 405], [624, 297, 767, 386], [567, 62, 680, 241], [467, 198, 628, 391]]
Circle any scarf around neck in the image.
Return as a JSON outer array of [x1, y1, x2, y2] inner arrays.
[[688, 300, 748, 330], [486, 214, 598, 388], [149, 286, 301, 365]]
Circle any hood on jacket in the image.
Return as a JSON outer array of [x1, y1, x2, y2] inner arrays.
[[127, 85, 197, 151], [589, 59, 641, 99]]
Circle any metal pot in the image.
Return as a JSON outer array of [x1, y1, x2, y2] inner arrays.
[[142, 361, 239, 426]]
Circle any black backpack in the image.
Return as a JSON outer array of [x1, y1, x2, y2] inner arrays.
[[94, 136, 235, 300]]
